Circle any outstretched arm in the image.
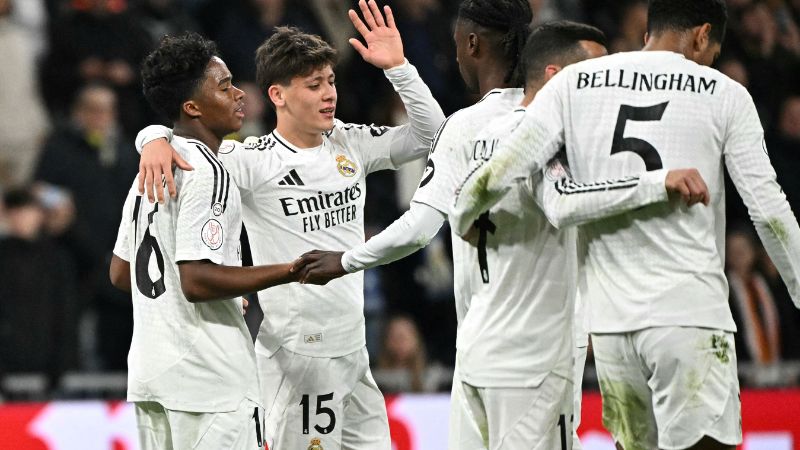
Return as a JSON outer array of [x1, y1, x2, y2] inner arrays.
[[178, 261, 296, 303], [292, 202, 446, 284], [347, 0, 445, 171]]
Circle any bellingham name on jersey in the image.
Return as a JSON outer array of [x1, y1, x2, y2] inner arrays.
[[577, 69, 718, 95]]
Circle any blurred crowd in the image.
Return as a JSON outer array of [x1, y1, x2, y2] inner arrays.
[[0, 0, 798, 399]]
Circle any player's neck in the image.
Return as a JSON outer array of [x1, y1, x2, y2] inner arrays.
[[477, 64, 511, 97], [275, 122, 324, 149], [642, 33, 693, 59], [173, 122, 223, 155]]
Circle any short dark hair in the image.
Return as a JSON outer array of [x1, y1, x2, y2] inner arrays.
[[141, 32, 219, 121], [256, 27, 338, 107], [457, 0, 533, 87], [647, 0, 728, 43], [521, 21, 607, 84]]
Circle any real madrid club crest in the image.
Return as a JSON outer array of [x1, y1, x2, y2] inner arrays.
[[336, 155, 357, 177], [308, 437, 323, 450]]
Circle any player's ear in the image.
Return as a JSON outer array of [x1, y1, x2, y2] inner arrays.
[[268, 84, 285, 108], [544, 64, 562, 82], [643, 31, 650, 46], [182, 100, 202, 119], [693, 23, 712, 53], [467, 32, 479, 56]]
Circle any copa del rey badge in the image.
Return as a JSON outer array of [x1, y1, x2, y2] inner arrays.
[[202, 219, 224, 250], [308, 438, 323, 450], [336, 155, 357, 177]]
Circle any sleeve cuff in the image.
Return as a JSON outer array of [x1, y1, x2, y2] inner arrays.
[[383, 59, 414, 81], [640, 168, 669, 202], [341, 251, 359, 273]]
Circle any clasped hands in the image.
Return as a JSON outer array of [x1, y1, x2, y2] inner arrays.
[[289, 250, 348, 285]]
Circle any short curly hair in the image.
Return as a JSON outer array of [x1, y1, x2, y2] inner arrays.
[[255, 27, 337, 108], [141, 32, 219, 121]]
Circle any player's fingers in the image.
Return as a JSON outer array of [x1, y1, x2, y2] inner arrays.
[[144, 167, 155, 203], [368, 0, 385, 27], [692, 173, 711, 206], [384, 5, 396, 29], [348, 9, 370, 38], [686, 176, 705, 206], [348, 38, 369, 58], [156, 173, 166, 204], [677, 180, 691, 205], [358, 0, 378, 30], [137, 164, 146, 195], [163, 162, 177, 199]]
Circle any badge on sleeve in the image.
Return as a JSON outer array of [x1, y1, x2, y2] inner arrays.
[[201, 219, 224, 250], [218, 141, 236, 154]]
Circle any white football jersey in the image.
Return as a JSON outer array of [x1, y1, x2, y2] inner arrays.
[[451, 108, 669, 387], [413, 88, 525, 324], [221, 123, 400, 358], [113, 136, 259, 413], [455, 51, 800, 334], [135, 61, 444, 358]]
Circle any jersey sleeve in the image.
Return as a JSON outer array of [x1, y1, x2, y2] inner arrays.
[[451, 73, 569, 235], [345, 61, 446, 174], [134, 125, 173, 153], [341, 202, 446, 273], [723, 83, 800, 307], [134, 126, 268, 194], [410, 114, 466, 215], [217, 137, 279, 193], [534, 153, 669, 228], [113, 186, 137, 262], [173, 165, 235, 265]]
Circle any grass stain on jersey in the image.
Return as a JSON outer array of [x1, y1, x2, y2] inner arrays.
[[767, 218, 788, 244], [599, 379, 654, 450]]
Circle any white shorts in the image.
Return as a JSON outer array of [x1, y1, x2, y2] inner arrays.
[[258, 346, 390, 450], [573, 344, 588, 450], [592, 327, 742, 450], [135, 398, 264, 450], [460, 373, 574, 450], [447, 363, 487, 450]]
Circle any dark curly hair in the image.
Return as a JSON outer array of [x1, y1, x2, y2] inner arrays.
[[647, 0, 728, 44], [141, 32, 219, 121], [256, 27, 338, 109], [457, 0, 533, 87]]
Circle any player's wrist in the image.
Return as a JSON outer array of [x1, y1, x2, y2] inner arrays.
[[383, 58, 411, 76], [340, 251, 359, 273]]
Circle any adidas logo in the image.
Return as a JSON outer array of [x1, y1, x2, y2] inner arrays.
[[278, 169, 305, 186]]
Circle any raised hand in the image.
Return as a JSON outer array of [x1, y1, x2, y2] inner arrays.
[[137, 138, 193, 203], [291, 250, 348, 285], [348, 0, 404, 70], [665, 168, 710, 206]]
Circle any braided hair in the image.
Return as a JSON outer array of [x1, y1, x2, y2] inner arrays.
[[457, 0, 533, 87]]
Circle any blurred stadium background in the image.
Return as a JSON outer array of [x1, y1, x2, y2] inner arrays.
[[0, 0, 799, 448]]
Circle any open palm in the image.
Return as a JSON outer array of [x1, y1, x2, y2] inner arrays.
[[349, 0, 405, 70]]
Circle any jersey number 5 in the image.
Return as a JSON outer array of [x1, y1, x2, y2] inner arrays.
[[611, 102, 669, 171]]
